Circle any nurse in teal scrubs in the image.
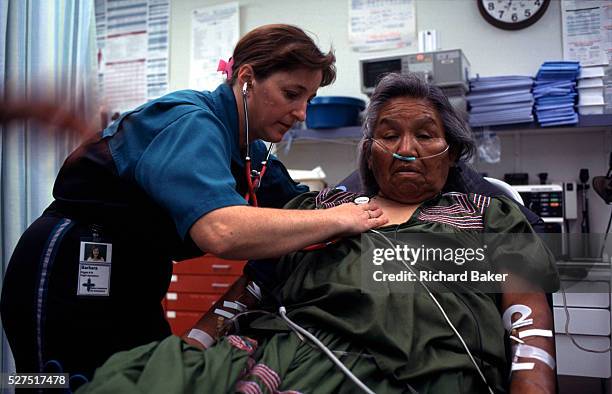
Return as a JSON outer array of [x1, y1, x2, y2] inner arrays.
[[0, 24, 387, 381]]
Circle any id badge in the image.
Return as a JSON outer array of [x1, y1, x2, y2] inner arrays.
[[77, 225, 112, 297]]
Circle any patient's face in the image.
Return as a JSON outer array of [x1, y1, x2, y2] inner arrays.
[[369, 97, 454, 204]]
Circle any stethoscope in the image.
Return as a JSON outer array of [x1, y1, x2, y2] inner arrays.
[[242, 81, 273, 207], [240, 83, 337, 250]]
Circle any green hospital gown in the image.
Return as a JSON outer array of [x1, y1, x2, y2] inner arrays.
[[78, 191, 559, 394]]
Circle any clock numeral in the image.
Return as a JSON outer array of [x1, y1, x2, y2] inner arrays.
[[525, 9, 532, 17], [488, 2, 495, 11], [511, 13, 518, 22], [535, 0, 541, 6], [498, 10, 504, 18]]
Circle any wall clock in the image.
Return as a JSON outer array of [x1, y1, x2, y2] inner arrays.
[[477, 0, 551, 30]]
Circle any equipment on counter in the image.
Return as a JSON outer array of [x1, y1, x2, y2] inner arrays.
[[579, 169, 590, 235], [503, 173, 529, 185], [512, 184, 565, 257], [512, 184, 564, 222], [593, 153, 612, 258], [593, 153, 612, 205], [359, 49, 470, 112], [563, 182, 578, 220]]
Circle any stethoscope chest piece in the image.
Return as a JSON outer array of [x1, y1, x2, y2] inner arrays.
[[354, 196, 370, 205]]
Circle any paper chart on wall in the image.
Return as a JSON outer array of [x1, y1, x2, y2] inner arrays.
[[561, 0, 610, 67], [95, 0, 170, 115], [348, 0, 416, 52], [189, 2, 239, 92]]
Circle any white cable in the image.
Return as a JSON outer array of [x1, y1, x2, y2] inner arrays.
[[370, 229, 495, 394], [278, 307, 376, 394], [561, 286, 612, 353]]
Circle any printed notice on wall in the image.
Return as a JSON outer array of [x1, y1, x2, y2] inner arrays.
[[95, 0, 170, 115], [561, 0, 609, 66], [348, 0, 416, 52], [189, 2, 240, 91]]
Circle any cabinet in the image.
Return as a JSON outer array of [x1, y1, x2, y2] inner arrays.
[[163, 255, 245, 336], [553, 268, 612, 378]]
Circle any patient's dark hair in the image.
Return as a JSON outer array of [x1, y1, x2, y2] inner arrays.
[[229, 24, 336, 87], [358, 72, 475, 195]]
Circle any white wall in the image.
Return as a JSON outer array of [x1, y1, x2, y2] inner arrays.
[[168, 0, 612, 240], [169, 0, 563, 98]]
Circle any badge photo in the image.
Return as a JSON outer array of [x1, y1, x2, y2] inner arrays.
[[77, 241, 113, 297]]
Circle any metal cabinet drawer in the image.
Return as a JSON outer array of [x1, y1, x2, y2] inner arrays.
[[168, 274, 240, 294], [172, 256, 246, 276], [553, 280, 610, 308], [555, 334, 611, 378], [165, 310, 201, 337], [165, 292, 218, 312], [554, 307, 611, 336]]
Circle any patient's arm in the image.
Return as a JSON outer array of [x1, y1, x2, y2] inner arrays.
[[182, 276, 260, 349], [501, 271, 556, 394]]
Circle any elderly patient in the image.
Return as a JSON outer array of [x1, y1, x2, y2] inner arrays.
[[78, 74, 559, 394]]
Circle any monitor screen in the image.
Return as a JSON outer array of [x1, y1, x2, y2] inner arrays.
[[362, 59, 402, 89]]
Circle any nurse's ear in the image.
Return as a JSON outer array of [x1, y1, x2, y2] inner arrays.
[[236, 64, 255, 93]]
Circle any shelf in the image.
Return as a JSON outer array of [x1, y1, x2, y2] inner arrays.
[[472, 114, 612, 132], [281, 126, 362, 143], [281, 114, 612, 143]]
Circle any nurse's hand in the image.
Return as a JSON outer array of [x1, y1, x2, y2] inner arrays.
[[191, 203, 388, 260], [329, 202, 388, 235]]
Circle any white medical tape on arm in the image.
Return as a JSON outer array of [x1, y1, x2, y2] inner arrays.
[[214, 308, 235, 319], [512, 344, 556, 370], [511, 362, 535, 371], [502, 304, 533, 332], [223, 301, 246, 312], [518, 329, 553, 339], [187, 328, 215, 348], [246, 281, 262, 300]]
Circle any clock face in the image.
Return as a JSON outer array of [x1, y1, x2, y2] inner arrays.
[[478, 0, 551, 30]]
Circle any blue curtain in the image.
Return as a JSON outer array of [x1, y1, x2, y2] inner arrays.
[[0, 0, 98, 377]]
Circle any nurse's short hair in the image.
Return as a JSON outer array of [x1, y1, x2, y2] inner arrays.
[[230, 24, 336, 87], [358, 72, 475, 195]]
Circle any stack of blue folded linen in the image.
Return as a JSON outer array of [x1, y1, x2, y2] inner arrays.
[[533, 61, 581, 127], [467, 75, 534, 127]]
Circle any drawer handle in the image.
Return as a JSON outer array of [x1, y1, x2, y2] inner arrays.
[[212, 283, 230, 288], [212, 264, 231, 270]]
